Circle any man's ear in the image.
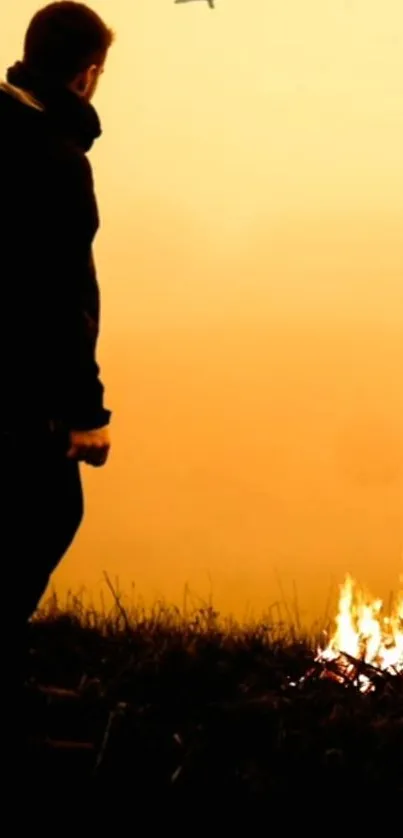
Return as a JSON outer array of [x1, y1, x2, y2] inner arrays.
[[85, 65, 99, 92], [70, 65, 98, 99]]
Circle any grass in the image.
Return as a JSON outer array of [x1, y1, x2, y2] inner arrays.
[[23, 588, 403, 812]]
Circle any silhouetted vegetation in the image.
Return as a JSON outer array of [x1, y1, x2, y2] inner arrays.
[[24, 591, 403, 814]]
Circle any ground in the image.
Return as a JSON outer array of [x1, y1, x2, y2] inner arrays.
[[23, 599, 403, 813]]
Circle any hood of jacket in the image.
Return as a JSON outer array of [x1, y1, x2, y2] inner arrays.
[[1, 60, 102, 153]]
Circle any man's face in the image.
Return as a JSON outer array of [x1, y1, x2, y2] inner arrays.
[[71, 59, 106, 102], [84, 63, 105, 101]]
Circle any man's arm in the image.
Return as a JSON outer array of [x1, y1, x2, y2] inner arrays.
[[55, 242, 111, 432], [47, 149, 111, 435]]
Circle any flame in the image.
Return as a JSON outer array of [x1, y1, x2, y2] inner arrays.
[[317, 575, 403, 691]]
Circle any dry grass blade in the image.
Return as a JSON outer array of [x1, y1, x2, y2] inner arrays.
[[103, 572, 131, 632]]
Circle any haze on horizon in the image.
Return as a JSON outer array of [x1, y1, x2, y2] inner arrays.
[[2, 0, 402, 622]]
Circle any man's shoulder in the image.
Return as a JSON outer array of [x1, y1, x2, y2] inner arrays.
[[0, 86, 98, 235], [0, 86, 93, 180], [0, 85, 44, 153], [0, 81, 44, 113]]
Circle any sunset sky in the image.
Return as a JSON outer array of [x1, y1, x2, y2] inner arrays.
[[2, 0, 402, 621]]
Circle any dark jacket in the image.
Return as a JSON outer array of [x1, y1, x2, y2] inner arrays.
[[0, 61, 111, 431]]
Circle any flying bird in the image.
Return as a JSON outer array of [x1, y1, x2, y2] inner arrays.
[[175, 0, 215, 9]]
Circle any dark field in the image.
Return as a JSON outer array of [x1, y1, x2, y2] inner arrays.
[[24, 594, 403, 814]]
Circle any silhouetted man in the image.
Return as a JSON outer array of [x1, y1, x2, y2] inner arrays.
[[0, 2, 114, 622]]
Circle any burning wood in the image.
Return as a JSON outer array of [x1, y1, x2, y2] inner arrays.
[[315, 575, 403, 693]]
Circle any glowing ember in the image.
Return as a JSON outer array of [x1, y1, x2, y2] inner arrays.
[[316, 575, 403, 692]]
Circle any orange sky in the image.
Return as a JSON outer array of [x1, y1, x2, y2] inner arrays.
[[2, 1, 402, 622]]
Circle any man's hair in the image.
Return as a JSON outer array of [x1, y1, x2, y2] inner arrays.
[[23, 2, 114, 83]]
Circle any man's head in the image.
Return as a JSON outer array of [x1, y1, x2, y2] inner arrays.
[[23, 2, 114, 100]]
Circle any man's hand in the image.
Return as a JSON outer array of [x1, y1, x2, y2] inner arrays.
[[67, 426, 111, 467]]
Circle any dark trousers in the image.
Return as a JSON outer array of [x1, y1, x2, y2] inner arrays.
[[4, 424, 84, 623]]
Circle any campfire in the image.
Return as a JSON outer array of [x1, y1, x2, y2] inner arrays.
[[316, 575, 403, 693]]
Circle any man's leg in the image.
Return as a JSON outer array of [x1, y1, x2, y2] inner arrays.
[[4, 426, 84, 624], [3, 425, 83, 793]]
